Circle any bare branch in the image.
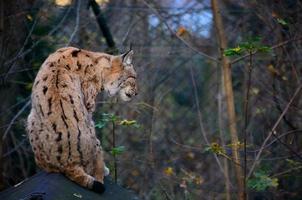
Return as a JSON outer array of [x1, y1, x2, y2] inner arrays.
[[2, 100, 31, 140], [247, 84, 302, 178], [189, 66, 225, 174], [5, 16, 39, 79], [4, 5, 72, 67], [141, 0, 218, 63], [66, 0, 81, 46], [271, 166, 302, 178]]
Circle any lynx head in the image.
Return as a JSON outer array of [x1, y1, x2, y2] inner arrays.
[[103, 50, 137, 101]]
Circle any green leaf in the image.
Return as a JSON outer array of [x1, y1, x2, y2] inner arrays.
[[102, 113, 118, 122], [277, 18, 288, 26], [250, 36, 261, 42], [204, 146, 212, 153], [224, 47, 243, 56], [286, 159, 301, 167], [95, 122, 106, 129], [257, 46, 272, 53], [225, 36, 271, 56], [96, 113, 119, 128], [247, 170, 279, 191], [110, 146, 126, 156]]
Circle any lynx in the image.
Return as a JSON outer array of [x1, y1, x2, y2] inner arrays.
[[27, 47, 137, 193]]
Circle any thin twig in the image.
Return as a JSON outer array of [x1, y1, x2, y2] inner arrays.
[[4, 5, 72, 67], [189, 65, 225, 174], [271, 166, 302, 178], [5, 16, 39, 79], [271, 133, 302, 160], [121, 19, 139, 46], [168, 137, 203, 150], [2, 100, 31, 140], [67, 0, 81, 46], [3, 139, 27, 158], [264, 129, 302, 150], [112, 120, 117, 183], [243, 51, 253, 198], [159, 182, 173, 200], [247, 84, 302, 178], [141, 0, 218, 63], [0, 96, 30, 116]]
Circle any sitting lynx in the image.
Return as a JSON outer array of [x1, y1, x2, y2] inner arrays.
[[27, 47, 137, 193]]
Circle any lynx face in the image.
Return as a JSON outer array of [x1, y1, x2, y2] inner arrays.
[[103, 50, 137, 101]]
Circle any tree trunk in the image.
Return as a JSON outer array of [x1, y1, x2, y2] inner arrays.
[[211, 0, 245, 199], [218, 69, 231, 200], [89, 0, 117, 54]]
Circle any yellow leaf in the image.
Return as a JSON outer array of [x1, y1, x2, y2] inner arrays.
[[176, 26, 188, 37], [131, 169, 140, 177], [251, 87, 259, 95], [255, 107, 266, 115], [119, 119, 136, 126], [186, 152, 195, 160], [233, 46, 241, 52], [195, 176, 204, 185], [96, 0, 109, 5], [163, 167, 174, 176], [282, 76, 288, 81], [55, 0, 72, 6], [210, 142, 225, 155], [267, 64, 280, 76], [26, 15, 33, 21]]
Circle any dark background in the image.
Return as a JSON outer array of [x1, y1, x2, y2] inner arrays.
[[1, 0, 302, 199]]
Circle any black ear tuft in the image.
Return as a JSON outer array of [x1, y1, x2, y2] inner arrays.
[[129, 43, 133, 51], [92, 180, 106, 194], [122, 43, 133, 61], [122, 49, 131, 59], [121, 49, 134, 65]]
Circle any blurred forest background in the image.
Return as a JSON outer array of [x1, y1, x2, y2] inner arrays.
[[1, 0, 302, 199]]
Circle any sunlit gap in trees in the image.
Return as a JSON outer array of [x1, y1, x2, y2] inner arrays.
[[54, 0, 109, 6], [148, 0, 212, 37]]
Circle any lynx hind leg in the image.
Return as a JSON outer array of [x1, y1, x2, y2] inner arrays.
[[64, 165, 105, 194]]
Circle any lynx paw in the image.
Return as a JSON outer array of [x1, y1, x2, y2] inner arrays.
[[92, 180, 106, 194], [104, 166, 110, 176]]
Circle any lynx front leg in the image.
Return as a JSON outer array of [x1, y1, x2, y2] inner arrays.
[[94, 148, 110, 184], [64, 165, 105, 193]]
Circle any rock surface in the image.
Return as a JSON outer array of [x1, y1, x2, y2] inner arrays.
[[0, 171, 139, 200]]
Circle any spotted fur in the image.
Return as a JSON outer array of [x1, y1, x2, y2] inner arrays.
[[27, 47, 137, 193]]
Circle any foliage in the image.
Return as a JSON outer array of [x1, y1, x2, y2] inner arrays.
[[110, 146, 126, 156], [247, 170, 278, 191], [224, 36, 271, 56], [276, 18, 288, 26], [204, 142, 226, 155], [95, 113, 141, 129]]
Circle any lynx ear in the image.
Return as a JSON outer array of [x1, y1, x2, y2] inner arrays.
[[121, 50, 134, 65]]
